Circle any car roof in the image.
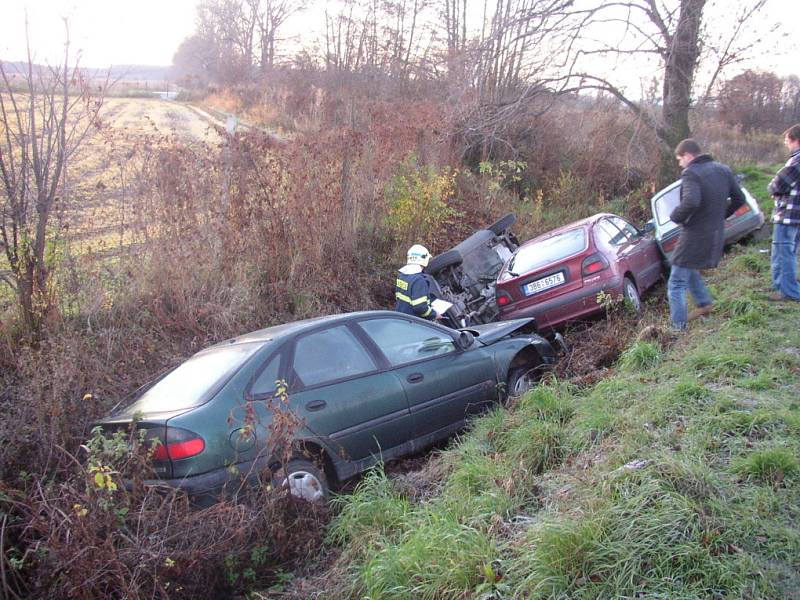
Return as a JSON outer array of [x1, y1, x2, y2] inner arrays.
[[523, 212, 616, 246], [208, 310, 404, 348]]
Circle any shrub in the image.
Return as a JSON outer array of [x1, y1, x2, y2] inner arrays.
[[384, 158, 459, 249], [1, 428, 328, 599]]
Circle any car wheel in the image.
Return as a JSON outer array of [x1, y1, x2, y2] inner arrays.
[[427, 249, 462, 276], [507, 364, 541, 399], [278, 458, 329, 502], [488, 213, 517, 235], [622, 277, 641, 313]]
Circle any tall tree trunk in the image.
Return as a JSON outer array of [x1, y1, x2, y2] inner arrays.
[[659, 0, 706, 183]]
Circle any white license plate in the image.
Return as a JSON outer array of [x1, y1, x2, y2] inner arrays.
[[524, 272, 565, 296]]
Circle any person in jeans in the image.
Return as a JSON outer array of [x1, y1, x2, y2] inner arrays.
[[668, 139, 745, 330], [768, 124, 800, 302]]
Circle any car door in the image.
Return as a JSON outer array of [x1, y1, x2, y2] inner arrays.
[[607, 216, 663, 289], [651, 182, 683, 262], [650, 181, 763, 264], [285, 323, 412, 462], [355, 316, 497, 441]]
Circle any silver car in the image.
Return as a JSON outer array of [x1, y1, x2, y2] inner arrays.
[[647, 180, 765, 263]]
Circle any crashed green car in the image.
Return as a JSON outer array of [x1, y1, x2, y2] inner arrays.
[[97, 311, 555, 501]]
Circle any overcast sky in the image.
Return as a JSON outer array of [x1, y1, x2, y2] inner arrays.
[[1, 0, 198, 66], [1, 0, 798, 78]]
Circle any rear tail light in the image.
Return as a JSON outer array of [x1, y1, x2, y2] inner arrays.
[[581, 253, 609, 276], [732, 204, 751, 218], [496, 290, 512, 307], [662, 237, 679, 253], [150, 427, 205, 461]]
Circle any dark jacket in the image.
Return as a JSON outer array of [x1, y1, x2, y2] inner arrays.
[[394, 269, 435, 319], [670, 154, 745, 269]]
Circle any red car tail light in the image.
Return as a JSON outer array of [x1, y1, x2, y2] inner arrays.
[[150, 428, 205, 461], [732, 203, 751, 218], [581, 253, 609, 276], [662, 236, 679, 253], [496, 290, 512, 306]]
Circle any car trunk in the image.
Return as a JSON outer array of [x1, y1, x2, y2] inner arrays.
[[507, 261, 583, 303], [94, 414, 175, 478], [497, 227, 589, 308]]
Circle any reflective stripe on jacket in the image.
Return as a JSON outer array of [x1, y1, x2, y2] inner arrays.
[[394, 271, 435, 319]]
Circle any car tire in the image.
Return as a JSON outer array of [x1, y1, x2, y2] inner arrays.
[[507, 363, 541, 400], [488, 213, 517, 235], [427, 249, 462, 276], [622, 276, 641, 314], [277, 458, 329, 503]]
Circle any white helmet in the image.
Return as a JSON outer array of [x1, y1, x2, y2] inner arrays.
[[406, 244, 430, 267]]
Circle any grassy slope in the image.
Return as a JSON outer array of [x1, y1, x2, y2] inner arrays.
[[320, 165, 800, 599]]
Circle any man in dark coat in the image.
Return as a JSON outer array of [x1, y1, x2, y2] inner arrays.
[[668, 139, 745, 330]]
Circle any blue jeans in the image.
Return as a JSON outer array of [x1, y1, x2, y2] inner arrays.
[[668, 265, 714, 330], [771, 223, 800, 300]]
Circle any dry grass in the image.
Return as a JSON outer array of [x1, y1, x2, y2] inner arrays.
[[0, 79, 789, 598]]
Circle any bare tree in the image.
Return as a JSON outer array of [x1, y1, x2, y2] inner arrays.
[[440, 0, 468, 75], [174, 0, 306, 84], [553, 0, 773, 182], [440, 0, 575, 163], [251, 0, 307, 71], [0, 20, 105, 336]]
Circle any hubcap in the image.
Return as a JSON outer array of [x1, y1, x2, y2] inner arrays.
[[285, 470, 324, 502], [512, 368, 537, 396], [624, 281, 640, 312]]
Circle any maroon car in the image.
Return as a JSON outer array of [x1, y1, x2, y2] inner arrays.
[[495, 214, 664, 330]]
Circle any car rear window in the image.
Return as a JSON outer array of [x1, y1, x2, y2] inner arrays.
[[120, 343, 262, 415], [504, 228, 587, 277]]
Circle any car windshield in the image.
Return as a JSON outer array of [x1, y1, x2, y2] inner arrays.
[[504, 228, 587, 277], [119, 342, 262, 415]]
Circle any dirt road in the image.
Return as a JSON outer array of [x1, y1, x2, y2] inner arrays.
[[101, 97, 224, 142]]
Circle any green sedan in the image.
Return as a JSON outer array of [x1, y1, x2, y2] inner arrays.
[[97, 311, 556, 501]]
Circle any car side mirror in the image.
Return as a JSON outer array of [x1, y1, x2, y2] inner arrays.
[[456, 330, 474, 350], [641, 221, 655, 234]]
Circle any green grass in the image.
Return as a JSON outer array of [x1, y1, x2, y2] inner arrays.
[[619, 340, 661, 371], [732, 448, 799, 485], [326, 465, 411, 552], [518, 383, 576, 425], [361, 512, 497, 599], [323, 231, 800, 598], [738, 164, 778, 212]]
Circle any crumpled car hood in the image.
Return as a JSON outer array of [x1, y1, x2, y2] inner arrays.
[[463, 317, 537, 345]]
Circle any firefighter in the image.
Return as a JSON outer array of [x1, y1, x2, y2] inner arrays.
[[394, 244, 437, 320]]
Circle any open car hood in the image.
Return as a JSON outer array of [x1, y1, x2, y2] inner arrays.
[[463, 317, 537, 345]]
